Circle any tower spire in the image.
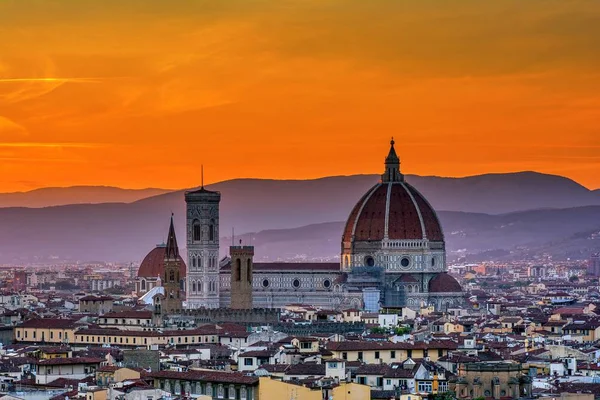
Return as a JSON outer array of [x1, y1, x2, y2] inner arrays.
[[165, 213, 179, 260], [381, 137, 403, 183]]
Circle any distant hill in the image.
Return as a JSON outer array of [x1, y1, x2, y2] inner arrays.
[[224, 206, 600, 262], [1, 171, 598, 213], [0, 186, 171, 208], [1, 171, 599, 263], [1, 204, 599, 263]]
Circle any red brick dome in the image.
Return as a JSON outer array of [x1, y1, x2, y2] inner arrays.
[[428, 273, 462, 293], [137, 245, 186, 278], [342, 181, 444, 243]]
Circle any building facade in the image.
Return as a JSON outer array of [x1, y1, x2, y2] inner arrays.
[[185, 187, 221, 309]]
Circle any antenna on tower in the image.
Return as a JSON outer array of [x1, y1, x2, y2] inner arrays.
[[201, 164, 204, 189], [232, 227, 235, 247]]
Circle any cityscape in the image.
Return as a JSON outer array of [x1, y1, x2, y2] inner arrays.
[[1, 1, 600, 400]]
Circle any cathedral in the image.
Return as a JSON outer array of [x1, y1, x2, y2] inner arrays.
[[137, 140, 464, 311]]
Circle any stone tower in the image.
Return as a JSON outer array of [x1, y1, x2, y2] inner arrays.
[[162, 215, 183, 313], [185, 185, 221, 309], [230, 245, 254, 309]]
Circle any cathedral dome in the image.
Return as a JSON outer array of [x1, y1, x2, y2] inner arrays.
[[428, 273, 462, 293], [137, 245, 187, 278], [342, 140, 443, 244]]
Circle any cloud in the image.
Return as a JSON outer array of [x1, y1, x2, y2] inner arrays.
[[0, 116, 27, 139]]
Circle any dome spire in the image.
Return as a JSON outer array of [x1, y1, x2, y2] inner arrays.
[[382, 137, 404, 183], [165, 213, 179, 260]]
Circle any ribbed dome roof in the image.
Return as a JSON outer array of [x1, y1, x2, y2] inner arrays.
[[428, 273, 462, 293], [342, 139, 444, 245], [342, 181, 444, 243], [137, 245, 187, 278]]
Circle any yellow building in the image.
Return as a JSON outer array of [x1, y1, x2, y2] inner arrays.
[[326, 340, 456, 363], [258, 377, 370, 400], [14, 318, 77, 344], [96, 366, 141, 386]]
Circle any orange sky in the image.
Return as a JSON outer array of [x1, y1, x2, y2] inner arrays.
[[1, 0, 599, 192]]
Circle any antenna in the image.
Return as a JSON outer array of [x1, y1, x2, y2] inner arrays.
[[201, 165, 204, 188], [232, 227, 235, 247]]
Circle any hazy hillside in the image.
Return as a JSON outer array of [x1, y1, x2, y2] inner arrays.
[[0, 186, 171, 208], [1, 171, 599, 263], [225, 207, 600, 262], [1, 205, 599, 263]]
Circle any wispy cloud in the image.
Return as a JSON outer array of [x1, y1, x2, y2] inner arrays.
[[0, 142, 103, 148]]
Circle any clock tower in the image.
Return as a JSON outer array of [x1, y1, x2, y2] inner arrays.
[[185, 185, 221, 309]]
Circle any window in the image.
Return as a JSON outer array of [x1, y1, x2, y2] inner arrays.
[[342, 352, 347, 360], [193, 221, 201, 241], [329, 362, 338, 369], [438, 381, 448, 392], [209, 221, 215, 241], [244, 358, 253, 366], [377, 377, 383, 387], [418, 381, 433, 393], [358, 351, 363, 361], [50, 332, 54, 339], [438, 349, 443, 357], [391, 350, 396, 359], [301, 342, 312, 349], [375, 351, 380, 359], [292, 279, 300, 288], [386, 379, 392, 386], [407, 349, 412, 358]]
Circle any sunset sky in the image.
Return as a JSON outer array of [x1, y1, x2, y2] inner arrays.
[[1, 0, 599, 192]]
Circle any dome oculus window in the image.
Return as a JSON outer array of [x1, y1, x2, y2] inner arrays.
[[401, 257, 410, 267], [365, 256, 375, 267], [323, 279, 331, 289], [262, 279, 269, 288], [292, 279, 301, 288]]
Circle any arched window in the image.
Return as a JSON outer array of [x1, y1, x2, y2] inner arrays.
[[209, 220, 215, 241], [235, 259, 241, 281], [193, 220, 201, 242], [192, 257, 196, 269], [247, 259, 252, 282], [192, 281, 197, 293], [141, 280, 146, 291], [198, 282, 203, 293], [198, 256, 203, 270]]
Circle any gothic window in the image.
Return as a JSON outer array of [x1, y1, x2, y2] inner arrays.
[[192, 257, 196, 269], [193, 220, 201, 242], [199, 282, 203, 293], [169, 270, 175, 282], [235, 259, 241, 281], [198, 256, 203, 269], [192, 281, 197, 293], [247, 259, 252, 282], [209, 219, 215, 241]]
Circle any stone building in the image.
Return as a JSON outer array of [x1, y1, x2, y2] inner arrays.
[[229, 245, 254, 309], [450, 362, 532, 399], [137, 139, 463, 312], [185, 186, 221, 309], [161, 215, 183, 313]]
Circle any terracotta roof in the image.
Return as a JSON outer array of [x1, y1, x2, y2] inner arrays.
[[342, 180, 444, 243], [428, 273, 462, 293], [137, 245, 186, 278], [38, 357, 104, 365], [18, 318, 78, 329], [147, 370, 258, 385], [101, 310, 152, 319]]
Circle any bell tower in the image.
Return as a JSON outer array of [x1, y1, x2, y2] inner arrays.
[[162, 215, 182, 313], [185, 181, 221, 309], [230, 244, 254, 309]]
